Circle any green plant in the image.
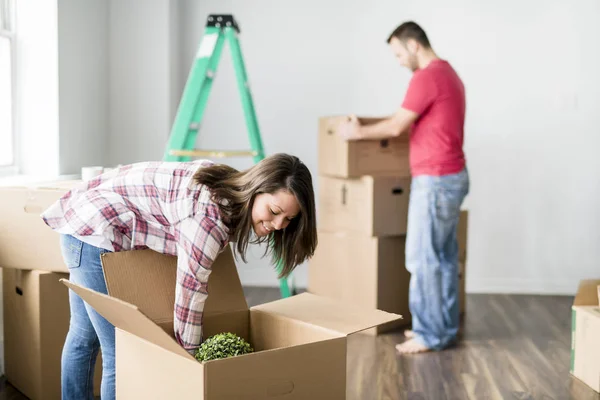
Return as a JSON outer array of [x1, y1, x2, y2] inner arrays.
[[194, 332, 254, 362]]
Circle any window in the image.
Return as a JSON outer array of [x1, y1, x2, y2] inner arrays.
[[0, 0, 15, 170]]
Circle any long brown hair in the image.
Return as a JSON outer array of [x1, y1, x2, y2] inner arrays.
[[193, 153, 317, 278]]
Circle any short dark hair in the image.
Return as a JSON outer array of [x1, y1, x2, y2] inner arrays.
[[386, 21, 431, 48]]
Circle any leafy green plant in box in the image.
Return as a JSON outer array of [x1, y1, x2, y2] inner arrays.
[[194, 332, 254, 362]]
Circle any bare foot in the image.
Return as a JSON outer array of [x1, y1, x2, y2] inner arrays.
[[395, 338, 431, 354], [404, 330, 415, 338]]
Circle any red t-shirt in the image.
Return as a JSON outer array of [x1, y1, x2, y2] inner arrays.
[[402, 59, 466, 176]]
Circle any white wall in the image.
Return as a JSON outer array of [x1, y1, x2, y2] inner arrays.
[[11, 0, 109, 178], [57, 0, 109, 175], [170, 0, 600, 293], [175, 1, 368, 287], [26, 1, 597, 293], [169, 0, 180, 125], [107, 0, 177, 166], [15, 0, 60, 176]]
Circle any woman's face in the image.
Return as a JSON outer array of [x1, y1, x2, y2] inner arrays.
[[251, 190, 300, 237]]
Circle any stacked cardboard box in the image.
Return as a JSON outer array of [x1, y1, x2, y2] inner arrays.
[[309, 116, 468, 335], [0, 182, 102, 399]]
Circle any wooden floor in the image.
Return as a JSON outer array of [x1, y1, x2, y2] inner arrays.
[[1, 290, 598, 400]]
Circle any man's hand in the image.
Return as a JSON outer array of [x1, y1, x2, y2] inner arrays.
[[337, 108, 418, 141], [337, 115, 362, 141]]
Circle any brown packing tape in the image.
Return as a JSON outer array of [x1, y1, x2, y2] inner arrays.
[[574, 280, 600, 306]]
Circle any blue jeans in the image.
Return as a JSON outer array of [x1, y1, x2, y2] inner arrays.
[[405, 168, 469, 350], [60, 234, 115, 400]]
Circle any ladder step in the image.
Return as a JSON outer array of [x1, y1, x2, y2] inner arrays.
[[169, 149, 258, 158]]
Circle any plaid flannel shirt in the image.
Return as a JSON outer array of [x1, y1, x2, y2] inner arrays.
[[41, 161, 230, 353]]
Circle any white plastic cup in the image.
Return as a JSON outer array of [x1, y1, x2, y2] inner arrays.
[[81, 166, 104, 181]]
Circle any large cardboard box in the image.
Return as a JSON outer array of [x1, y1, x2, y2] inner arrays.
[[459, 261, 466, 316], [61, 246, 401, 399], [458, 210, 468, 262], [308, 232, 409, 335], [570, 279, 600, 393], [0, 183, 81, 273], [308, 232, 466, 335], [3, 268, 102, 399], [318, 116, 410, 178], [318, 175, 411, 236], [458, 210, 468, 313]]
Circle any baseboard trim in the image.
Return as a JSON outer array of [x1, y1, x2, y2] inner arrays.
[[466, 278, 579, 296], [243, 279, 581, 296]]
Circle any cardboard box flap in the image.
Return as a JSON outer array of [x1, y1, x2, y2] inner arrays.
[[100, 245, 248, 320], [574, 279, 600, 306], [100, 250, 178, 325], [61, 279, 193, 360], [251, 293, 402, 336]]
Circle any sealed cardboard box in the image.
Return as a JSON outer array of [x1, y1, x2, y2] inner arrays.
[[61, 246, 401, 399], [570, 279, 600, 393], [318, 116, 410, 178], [458, 210, 468, 313], [0, 182, 81, 273], [458, 210, 468, 262], [308, 232, 467, 335], [308, 231, 410, 335], [459, 261, 466, 316], [3, 269, 101, 399], [318, 175, 411, 236], [318, 178, 467, 242]]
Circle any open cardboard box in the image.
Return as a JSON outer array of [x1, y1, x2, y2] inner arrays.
[[61, 245, 401, 399], [570, 279, 600, 393]]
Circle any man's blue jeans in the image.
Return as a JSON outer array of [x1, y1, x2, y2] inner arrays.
[[60, 234, 115, 400], [405, 168, 469, 350]]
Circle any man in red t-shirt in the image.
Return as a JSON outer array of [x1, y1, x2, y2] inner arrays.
[[339, 21, 469, 354]]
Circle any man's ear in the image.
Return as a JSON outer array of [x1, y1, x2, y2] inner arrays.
[[406, 38, 419, 54]]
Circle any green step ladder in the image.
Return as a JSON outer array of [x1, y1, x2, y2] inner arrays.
[[163, 14, 295, 298]]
